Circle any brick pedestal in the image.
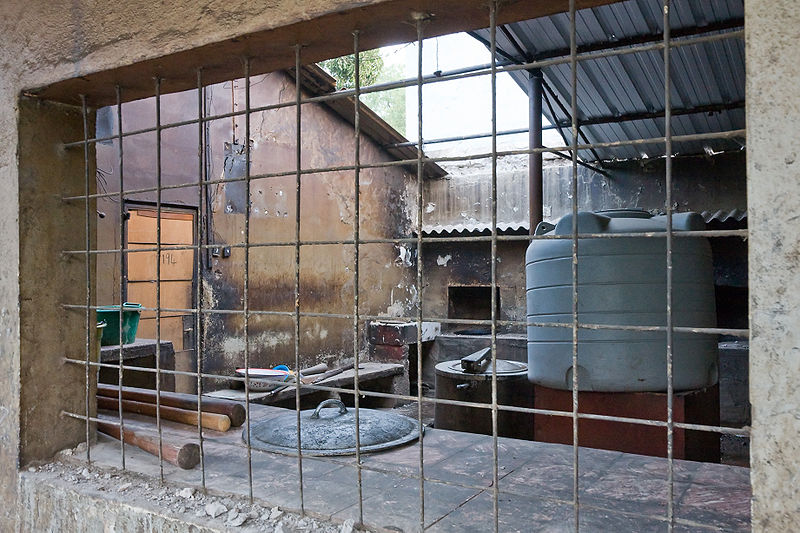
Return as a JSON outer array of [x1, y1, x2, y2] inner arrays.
[[533, 384, 720, 462]]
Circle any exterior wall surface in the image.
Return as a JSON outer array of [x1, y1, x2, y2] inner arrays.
[[94, 71, 417, 382], [746, 0, 800, 529], [1, 1, 394, 530], [420, 240, 527, 333]]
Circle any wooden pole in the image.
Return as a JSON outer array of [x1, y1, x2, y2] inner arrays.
[[97, 384, 245, 427], [97, 420, 200, 469], [97, 395, 231, 432]]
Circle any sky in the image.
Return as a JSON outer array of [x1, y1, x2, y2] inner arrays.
[[377, 32, 563, 154]]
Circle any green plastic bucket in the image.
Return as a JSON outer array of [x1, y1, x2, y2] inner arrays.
[[97, 302, 142, 346]]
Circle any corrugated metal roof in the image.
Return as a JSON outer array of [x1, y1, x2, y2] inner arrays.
[[420, 221, 529, 236], [701, 208, 747, 224], [472, 0, 744, 161], [422, 210, 745, 235]]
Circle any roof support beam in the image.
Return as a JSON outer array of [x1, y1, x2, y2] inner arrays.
[[529, 69, 544, 232], [572, 99, 745, 128], [384, 100, 745, 149], [541, 79, 604, 163]]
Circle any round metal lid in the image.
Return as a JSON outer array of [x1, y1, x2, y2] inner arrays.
[[244, 399, 422, 456], [434, 359, 528, 381]]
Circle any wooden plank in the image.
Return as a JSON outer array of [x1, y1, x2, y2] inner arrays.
[[137, 316, 185, 350], [205, 363, 403, 403], [127, 244, 194, 281], [128, 280, 193, 318], [127, 209, 194, 245]]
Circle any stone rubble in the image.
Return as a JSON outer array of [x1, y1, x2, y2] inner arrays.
[[33, 455, 368, 532], [205, 501, 227, 518]]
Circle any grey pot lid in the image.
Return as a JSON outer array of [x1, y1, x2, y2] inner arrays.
[[244, 399, 423, 456]]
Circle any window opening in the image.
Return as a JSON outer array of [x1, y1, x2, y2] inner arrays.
[[43, 0, 750, 531]]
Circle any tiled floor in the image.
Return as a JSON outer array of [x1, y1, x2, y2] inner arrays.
[[90, 404, 751, 532]]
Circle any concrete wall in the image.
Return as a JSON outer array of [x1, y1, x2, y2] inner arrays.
[[420, 240, 527, 333], [1, 1, 398, 530], [746, 0, 800, 529]]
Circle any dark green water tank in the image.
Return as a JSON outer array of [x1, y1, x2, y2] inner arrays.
[[525, 210, 718, 392]]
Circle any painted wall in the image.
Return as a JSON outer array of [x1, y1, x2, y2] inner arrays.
[[95, 71, 418, 383]]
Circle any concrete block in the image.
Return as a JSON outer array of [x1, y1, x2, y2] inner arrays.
[[719, 341, 750, 427], [367, 321, 440, 346]]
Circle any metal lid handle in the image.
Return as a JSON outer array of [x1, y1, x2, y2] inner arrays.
[[310, 399, 348, 419]]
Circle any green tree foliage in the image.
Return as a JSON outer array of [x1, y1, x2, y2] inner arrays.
[[361, 62, 406, 136], [319, 50, 384, 90], [319, 50, 406, 136]]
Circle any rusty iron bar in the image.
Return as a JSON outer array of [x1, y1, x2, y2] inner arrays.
[[489, 3, 501, 531], [243, 56, 255, 503], [63, 304, 751, 335], [61, 364, 752, 438], [61, 9, 749, 531], [663, 1, 676, 528], [195, 68, 207, 489], [61, 126, 746, 203], [61, 228, 750, 256], [61, 303, 750, 337], [60, 28, 743, 151], [293, 43, 306, 516], [154, 76, 165, 481], [58, 229, 750, 253], [568, 0, 580, 529], [351, 30, 365, 529], [81, 94, 92, 465], [114, 86, 127, 469], [383, 100, 746, 150], [414, 13, 427, 531]]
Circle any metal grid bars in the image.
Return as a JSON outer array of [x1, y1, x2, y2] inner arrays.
[[57, 1, 749, 531], [414, 14, 428, 531]]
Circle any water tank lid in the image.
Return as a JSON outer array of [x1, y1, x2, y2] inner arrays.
[[594, 208, 652, 219], [551, 211, 706, 235]]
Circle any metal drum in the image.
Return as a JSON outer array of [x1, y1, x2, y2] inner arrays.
[[434, 359, 534, 440]]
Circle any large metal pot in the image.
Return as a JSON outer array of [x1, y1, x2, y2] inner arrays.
[[434, 359, 534, 440], [244, 399, 422, 456]]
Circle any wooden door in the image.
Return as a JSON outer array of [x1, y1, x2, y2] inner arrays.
[[126, 207, 196, 393]]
